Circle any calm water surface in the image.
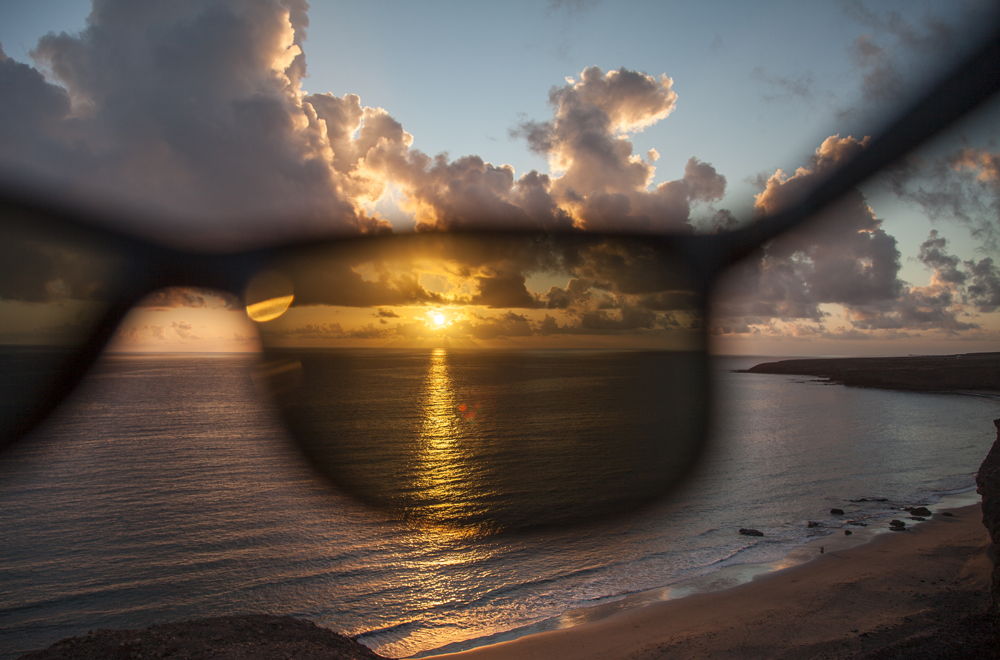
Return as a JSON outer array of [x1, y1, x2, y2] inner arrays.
[[0, 352, 997, 658]]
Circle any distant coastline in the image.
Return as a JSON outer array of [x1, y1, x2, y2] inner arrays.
[[742, 352, 1000, 393]]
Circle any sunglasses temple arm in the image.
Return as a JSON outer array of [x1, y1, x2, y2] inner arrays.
[[711, 23, 1000, 270]]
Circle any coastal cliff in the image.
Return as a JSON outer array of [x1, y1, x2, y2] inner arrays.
[[745, 352, 1000, 392], [976, 419, 1000, 613]]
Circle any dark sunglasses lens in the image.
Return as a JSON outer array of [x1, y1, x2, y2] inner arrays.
[[0, 213, 126, 444], [250, 234, 709, 531]]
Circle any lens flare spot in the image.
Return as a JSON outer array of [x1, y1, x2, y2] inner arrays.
[[246, 295, 294, 322], [458, 404, 467, 412]]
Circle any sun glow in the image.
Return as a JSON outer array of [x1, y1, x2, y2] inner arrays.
[[430, 311, 446, 327]]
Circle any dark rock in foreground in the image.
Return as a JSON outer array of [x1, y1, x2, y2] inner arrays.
[[18, 615, 388, 660], [744, 352, 1000, 392], [976, 418, 1000, 614], [738, 528, 764, 536]]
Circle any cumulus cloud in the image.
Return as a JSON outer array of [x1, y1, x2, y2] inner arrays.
[[3, 1, 994, 348], [711, 135, 986, 337], [715, 183, 1000, 342], [358, 64, 727, 232], [171, 320, 199, 340], [839, 0, 983, 104], [0, 1, 731, 242], [507, 67, 726, 231], [138, 287, 240, 310], [882, 146, 1000, 252], [966, 257, 1000, 312], [914, 230, 1000, 314], [0, 0, 391, 241], [717, 135, 902, 321]]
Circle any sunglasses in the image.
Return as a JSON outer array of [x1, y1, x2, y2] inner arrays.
[[1, 29, 997, 533]]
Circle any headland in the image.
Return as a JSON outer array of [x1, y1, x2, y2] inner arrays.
[[742, 352, 1000, 393]]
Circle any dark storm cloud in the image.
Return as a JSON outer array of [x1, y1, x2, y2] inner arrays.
[[470, 273, 542, 309]]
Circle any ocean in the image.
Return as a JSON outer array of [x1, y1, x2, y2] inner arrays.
[[0, 351, 997, 658]]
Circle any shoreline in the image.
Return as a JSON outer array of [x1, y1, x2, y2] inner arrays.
[[18, 497, 992, 659], [424, 495, 990, 660]]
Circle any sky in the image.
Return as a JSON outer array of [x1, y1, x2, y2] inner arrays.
[[0, 0, 998, 356]]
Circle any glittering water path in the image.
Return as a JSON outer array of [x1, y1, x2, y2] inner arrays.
[[1, 353, 996, 658]]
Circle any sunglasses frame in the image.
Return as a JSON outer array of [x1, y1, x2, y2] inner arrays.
[[0, 24, 997, 451]]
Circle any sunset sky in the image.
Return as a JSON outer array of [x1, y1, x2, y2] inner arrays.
[[0, 0, 998, 355]]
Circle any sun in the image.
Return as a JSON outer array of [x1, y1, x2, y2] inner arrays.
[[430, 311, 446, 327]]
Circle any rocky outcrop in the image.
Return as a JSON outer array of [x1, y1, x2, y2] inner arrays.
[[975, 418, 1000, 614], [18, 615, 388, 660]]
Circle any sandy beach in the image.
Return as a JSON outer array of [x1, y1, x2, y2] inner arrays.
[[437, 503, 996, 660], [19, 503, 997, 659]]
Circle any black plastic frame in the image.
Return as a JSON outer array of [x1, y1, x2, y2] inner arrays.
[[0, 22, 997, 450]]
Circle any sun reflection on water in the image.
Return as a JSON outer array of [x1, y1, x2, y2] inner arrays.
[[413, 349, 476, 521]]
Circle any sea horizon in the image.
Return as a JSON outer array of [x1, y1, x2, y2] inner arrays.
[[1, 351, 997, 658]]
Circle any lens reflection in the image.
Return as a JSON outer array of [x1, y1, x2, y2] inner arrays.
[[255, 234, 710, 531]]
